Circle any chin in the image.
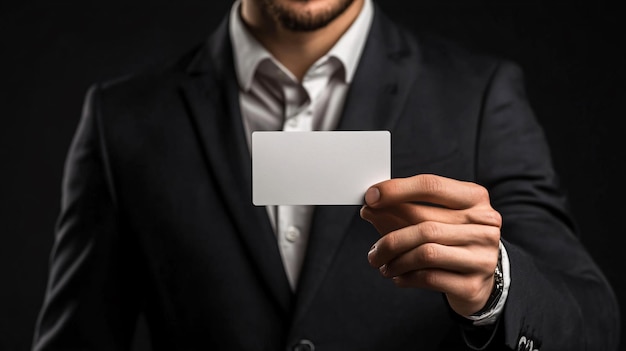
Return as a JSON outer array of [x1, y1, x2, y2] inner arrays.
[[267, 0, 356, 31]]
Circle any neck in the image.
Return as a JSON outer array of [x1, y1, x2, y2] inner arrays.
[[241, 0, 364, 81]]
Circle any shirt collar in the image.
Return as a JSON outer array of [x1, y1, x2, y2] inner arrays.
[[229, 0, 374, 92]]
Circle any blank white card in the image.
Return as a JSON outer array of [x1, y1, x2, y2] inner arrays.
[[252, 131, 390, 205]]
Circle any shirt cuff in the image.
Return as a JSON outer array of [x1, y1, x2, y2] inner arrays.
[[464, 241, 511, 326]]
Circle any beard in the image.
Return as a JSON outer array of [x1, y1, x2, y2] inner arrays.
[[259, 0, 356, 31]]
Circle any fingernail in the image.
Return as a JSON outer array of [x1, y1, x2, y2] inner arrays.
[[379, 264, 388, 276], [365, 187, 380, 206], [367, 245, 377, 263]]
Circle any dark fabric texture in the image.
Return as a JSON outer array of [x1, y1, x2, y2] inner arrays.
[[33, 6, 619, 351]]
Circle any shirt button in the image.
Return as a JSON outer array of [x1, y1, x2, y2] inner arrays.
[[285, 226, 300, 243], [287, 118, 298, 128], [292, 339, 315, 351]]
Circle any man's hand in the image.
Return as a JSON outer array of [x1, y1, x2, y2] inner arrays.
[[360, 174, 502, 316]]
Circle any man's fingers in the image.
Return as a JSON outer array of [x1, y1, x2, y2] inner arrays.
[[377, 243, 497, 277], [367, 222, 501, 268], [362, 174, 502, 317], [361, 202, 502, 229], [365, 174, 491, 210]]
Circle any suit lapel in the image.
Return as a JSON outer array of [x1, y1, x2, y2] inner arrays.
[[179, 20, 293, 314], [293, 7, 420, 322]]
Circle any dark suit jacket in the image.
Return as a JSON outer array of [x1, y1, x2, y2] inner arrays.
[[33, 5, 620, 351]]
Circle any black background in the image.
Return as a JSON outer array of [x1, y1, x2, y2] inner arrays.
[[1, 0, 624, 350]]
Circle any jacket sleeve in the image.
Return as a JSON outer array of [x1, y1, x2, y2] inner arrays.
[[32, 85, 141, 351], [476, 61, 620, 350]]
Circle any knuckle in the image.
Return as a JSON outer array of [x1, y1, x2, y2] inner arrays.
[[417, 243, 438, 264], [469, 183, 490, 203], [465, 207, 502, 228], [417, 221, 439, 242], [385, 232, 402, 252], [484, 225, 501, 246], [488, 209, 503, 227], [385, 180, 402, 197], [480, 250, 499, 272], [418, 174, 443, 194]]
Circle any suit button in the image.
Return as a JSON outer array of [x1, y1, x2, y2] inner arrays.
[[292, 339, 315, 351], [285, 226, 301, 243]]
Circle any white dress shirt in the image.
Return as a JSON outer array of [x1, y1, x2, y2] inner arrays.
[[229, 0, 374, 290], [228, 0, 509, 325]]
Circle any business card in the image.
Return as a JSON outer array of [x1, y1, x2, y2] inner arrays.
[[252, 131, 390, 205]]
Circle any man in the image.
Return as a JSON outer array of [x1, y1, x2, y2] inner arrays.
[[33, 0, 620, 350]]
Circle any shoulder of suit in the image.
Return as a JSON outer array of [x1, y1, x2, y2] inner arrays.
[[415, 31, 507, 77], [94, 42, 205, 101], [372, 8, 512, 80], [379, 12, 507, 80]]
